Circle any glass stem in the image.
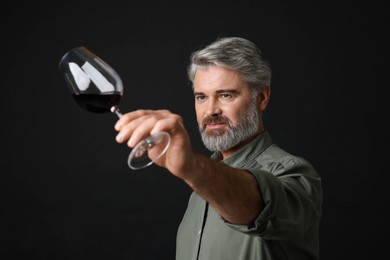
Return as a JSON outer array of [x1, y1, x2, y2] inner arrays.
[[111, 106, 123, 118]]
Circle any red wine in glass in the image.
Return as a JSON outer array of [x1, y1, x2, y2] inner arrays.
[[72, 93, 122, 113], [59, 46, 170, 170]]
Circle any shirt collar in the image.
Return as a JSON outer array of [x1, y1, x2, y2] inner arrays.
[[211, 131, 273, 167]]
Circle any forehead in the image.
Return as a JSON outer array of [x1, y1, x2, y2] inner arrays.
[[193, 66, 250, 93]]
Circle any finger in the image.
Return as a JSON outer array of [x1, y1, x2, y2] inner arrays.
[[150, 114, 184, 135], [116, 114, 153, 143], [114, 109, 152, 131], [127, 116, 160, 147]]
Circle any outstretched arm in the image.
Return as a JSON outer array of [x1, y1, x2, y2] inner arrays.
[[115, 109, 263, 224]]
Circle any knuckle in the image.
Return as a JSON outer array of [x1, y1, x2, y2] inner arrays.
[[159, 109, 171, 115], [135, 109, 147, 116], [170, 114, 183, 124]]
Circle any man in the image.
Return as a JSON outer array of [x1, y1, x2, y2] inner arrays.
[[115, 37, 322, 260]]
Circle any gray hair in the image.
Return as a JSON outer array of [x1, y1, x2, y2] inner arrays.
[[187, 37, 272, 91]]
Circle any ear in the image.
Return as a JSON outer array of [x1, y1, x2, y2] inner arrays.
[[257, 84, 271, 112]]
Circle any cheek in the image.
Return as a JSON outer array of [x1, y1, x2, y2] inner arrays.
[[223, 105, 245, 124], [195, 105, 203, 124]]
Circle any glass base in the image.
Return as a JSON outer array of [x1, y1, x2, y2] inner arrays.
[[127, 131, 171, 170]]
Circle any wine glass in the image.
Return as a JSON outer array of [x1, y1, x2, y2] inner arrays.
[[59, 46, 171, 170]]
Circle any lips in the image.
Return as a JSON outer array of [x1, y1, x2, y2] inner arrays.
[[206, 122, 226, 130], [202, 116, 230, 130]]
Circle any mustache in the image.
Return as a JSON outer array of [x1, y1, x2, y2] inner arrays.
[[201, 115, 231, 128]]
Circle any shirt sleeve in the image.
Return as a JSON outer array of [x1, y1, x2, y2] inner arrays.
[[223, 157, 322, 240]]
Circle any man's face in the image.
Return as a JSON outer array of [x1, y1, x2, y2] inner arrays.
[[193, 66, 259, 153]]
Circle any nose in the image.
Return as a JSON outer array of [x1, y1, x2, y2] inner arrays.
[[205, 98, 222, 117]]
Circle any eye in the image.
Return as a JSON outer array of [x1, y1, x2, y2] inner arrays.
[[195, 95, 206, 102], [220, 93, 233, 100]]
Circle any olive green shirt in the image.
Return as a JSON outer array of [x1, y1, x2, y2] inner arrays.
[[176, 131, 322, 260]]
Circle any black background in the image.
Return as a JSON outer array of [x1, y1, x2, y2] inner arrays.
[[0, 1, 388, 259]]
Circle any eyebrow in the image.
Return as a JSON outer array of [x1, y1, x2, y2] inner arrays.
[[193, 89, 240, 96]]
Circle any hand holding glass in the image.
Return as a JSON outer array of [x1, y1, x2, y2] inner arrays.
[[59, 47, 170, 170]]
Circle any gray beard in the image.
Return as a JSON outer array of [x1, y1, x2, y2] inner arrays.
[[199, 100, 259, 152]]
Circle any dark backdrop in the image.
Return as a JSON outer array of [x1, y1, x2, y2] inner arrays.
[[0, 1, 387, 259]]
